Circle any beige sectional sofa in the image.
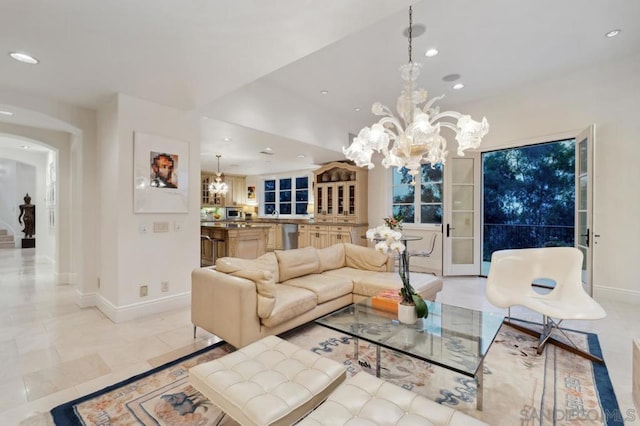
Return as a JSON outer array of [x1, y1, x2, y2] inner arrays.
[[191, 243, 443, 348]]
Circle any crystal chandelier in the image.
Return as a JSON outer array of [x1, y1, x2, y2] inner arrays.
[[343, 6, 489, 178], [209, 154, 228, 195]]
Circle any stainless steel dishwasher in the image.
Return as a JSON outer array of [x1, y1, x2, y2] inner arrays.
[[282, 223, 298, 250]]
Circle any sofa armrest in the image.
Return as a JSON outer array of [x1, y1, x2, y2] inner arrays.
[[191, 268, 261, 348]]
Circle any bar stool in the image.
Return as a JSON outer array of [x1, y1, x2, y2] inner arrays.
[[200, 235, 219, 267]]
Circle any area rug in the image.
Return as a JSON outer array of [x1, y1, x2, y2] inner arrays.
[[50, 323, 622, 426]]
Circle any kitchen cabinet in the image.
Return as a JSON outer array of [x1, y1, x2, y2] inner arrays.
[[202, 174, 246, 207], [298, 223, 359, 249], [313, 162, 367, 224], [300, 224, 329, 249], [265, 223, 284, 250]]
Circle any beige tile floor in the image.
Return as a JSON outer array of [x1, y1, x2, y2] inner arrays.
[[1, 248, 638, 424]]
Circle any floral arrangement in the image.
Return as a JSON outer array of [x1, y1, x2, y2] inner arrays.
[[366, 225, 428, 318], [383, 214, 403, 231]]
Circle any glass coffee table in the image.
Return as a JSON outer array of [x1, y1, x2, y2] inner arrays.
[[315, 298, 504, 410]]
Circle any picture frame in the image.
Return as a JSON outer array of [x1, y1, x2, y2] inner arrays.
[[133, 132, 189, 213]]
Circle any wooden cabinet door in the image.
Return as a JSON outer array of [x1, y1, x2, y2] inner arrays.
[[307, 224, 329, 248], [330, 225, 353, 245], [297, 224, 310, 248], [266, 224, 276, 250], [315, 184, 335, 223]]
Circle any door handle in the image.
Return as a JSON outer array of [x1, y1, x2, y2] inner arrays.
[[580, 228, 590, 247], [446, 223, 455, 237]]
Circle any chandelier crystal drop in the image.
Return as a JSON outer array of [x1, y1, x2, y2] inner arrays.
[[343, 6, 489, 178], [209, 154, 228, 196]]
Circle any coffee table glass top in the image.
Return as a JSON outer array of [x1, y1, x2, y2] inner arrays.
[[315, 299, 504, 376]]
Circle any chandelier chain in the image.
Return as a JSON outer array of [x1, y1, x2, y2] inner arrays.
[[408, 5, 413, 63]]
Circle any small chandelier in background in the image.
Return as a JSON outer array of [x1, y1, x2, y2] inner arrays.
[[209, 154, 228, 196], [343, 6, 489, 179]]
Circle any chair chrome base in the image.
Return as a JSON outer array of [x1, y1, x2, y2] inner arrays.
[[503, 316, 604, 364]]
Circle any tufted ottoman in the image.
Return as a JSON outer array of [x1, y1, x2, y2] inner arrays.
[[298, 371, 488, 426], [188, 335, 346, 426]]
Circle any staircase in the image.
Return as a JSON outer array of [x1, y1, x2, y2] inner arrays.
[[0, 229, 15, 248]]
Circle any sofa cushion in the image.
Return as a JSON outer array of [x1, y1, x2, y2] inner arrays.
[[283, 273, 353, 304], [216, 252, 279, 283], [343, 243, 389, 272], [261, 285, 317, 328], [230, 270, 276, 319], [275, 247, 320, 283], [322, 268, 443, 300], [316, 244, 345, 272]]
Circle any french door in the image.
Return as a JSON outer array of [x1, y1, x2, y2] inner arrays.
[[443, 153, 481, 275], [575, 125, 595, 295]]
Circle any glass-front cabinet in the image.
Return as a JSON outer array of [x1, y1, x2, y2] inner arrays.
[[313, 162, 367, 224]]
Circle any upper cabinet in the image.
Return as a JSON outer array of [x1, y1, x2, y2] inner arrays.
[[201, 174, 246, 207], [313, 162, 367, 224]]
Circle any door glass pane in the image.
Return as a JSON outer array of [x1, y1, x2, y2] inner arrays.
[[578, 212, 587, 246], [452, 239, 474, 264], [452, 158, 473, 184], [453, 186, 473, 210], [453, 212, 473, 237], [579, 139, 588, 175], [579, 175, 587, 210]]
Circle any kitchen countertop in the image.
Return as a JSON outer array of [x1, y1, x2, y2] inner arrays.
[[201, 222, 272, 229], [201, 219, 368, 226]]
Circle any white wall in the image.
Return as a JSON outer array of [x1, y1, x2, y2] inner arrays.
[[368, 52, 640, 302], [96, 94, 201, 321], [205, 80, 352, 153]]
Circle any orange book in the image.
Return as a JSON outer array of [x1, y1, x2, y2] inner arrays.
[[371, 289, 403, 313]]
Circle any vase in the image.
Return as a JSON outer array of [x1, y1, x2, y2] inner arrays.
[[397, 302, 418, 324]]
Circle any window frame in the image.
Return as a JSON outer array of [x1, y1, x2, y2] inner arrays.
[[391, 164, 444, 225], [263, 174, 310, 217]]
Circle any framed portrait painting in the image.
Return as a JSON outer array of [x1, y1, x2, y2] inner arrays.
[[133, 132, 189, 213]]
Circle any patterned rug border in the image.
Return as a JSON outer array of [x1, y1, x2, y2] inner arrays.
[[49, 321, 623, 426], [50, 340, 227, 425]]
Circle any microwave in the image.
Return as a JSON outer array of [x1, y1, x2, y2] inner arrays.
[[225, 207, 242, 219]]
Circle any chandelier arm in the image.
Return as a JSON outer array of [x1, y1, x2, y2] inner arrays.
[[376, 116, 404, 138], [437, 122, 459, 133], [430, 111, 464, 123], [422, 94, 445, 112]]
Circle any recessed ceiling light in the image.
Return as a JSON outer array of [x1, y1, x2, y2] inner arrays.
[[222, 137, 232, 142], [425, 48, 439, 57], [442, 73, 461, 82], [320, 90, 329, 95], [605, 29, 621, 38], [354, 107, 361, 112], [9, 52, 39, 64], [0, 110, 14, 116], [453, 83, 465, 90], [297, 154, 305, 159], [265, 147, 272, 151], [21, 145, 30, 149]]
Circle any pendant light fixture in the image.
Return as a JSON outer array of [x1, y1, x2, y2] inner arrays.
[[209, 154, 228, 195], [343, 6, 489, 179]]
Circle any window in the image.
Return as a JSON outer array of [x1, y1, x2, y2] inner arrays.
[[263, 176, 309, 216], [392, 164, 443, 224]]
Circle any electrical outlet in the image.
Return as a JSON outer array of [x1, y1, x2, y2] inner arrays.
[[139, 224, 148, 234], [140, 285, 148, 297], [161, 280, 169, 292], [174, 221, 182, 232]]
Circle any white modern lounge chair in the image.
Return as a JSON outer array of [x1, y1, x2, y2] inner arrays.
[[486, 247, 606, 363]]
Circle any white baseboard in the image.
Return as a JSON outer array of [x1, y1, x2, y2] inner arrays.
[[75, 289, 97, 308], [594, 285, 640, 305], [95, 292, 191, 323]]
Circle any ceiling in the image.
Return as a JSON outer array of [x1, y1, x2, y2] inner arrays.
[[1, 0, 639, 175]]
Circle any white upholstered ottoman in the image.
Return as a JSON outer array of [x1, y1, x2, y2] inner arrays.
[[298, 371, 488, 426], [189, 335, 346, 426]]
